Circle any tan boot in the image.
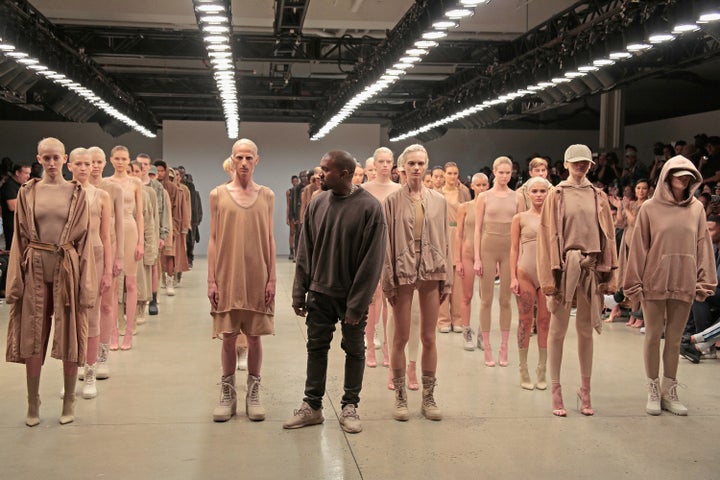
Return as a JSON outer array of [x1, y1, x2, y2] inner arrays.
[[518, 349, 534, 390], [60, 374, 77, 425], [212, 374, 236, 422], [136, 302, 146, 325], [646, 378, 661, 415], [421, 376, 442, 421], [392, 377, 409, 421], [26, 375, 41, 427], [661, 377, 688, 416], [246, 375, 265, 421], [536, 348, 548, 390]]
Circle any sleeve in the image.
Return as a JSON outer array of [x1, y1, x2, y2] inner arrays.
[[622, 207, 650, 304], [143, 190, 158, 265], [382, 196, 397, 298], [292, 201, 313, 306], [537, 190, 560, 295], [5, 187, 29, 304], [75, 189, 97, 309], [156, 184, 169, 240], [345, 200, 387, 319], [695, 211, 717, 302]]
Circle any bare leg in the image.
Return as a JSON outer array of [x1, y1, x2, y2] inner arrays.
[[417, 281, 440, 377], [246, 335, 263, 377], [390, 285, 414, 380], [221, 333, 238, 376], [121, 275, 138, 350]]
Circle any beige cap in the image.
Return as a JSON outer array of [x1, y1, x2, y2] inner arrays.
[[564, 144, 595, 164], [672, 170, 694, 177]]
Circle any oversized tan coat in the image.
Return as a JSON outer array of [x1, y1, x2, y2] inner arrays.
[[5, 179, 96, 365]]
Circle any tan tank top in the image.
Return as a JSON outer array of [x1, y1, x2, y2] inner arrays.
[[86, 185, 102, 248], [483, 189, 517, 224]]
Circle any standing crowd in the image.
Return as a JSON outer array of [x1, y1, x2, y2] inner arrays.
[[3, 138, 201, 426], [6, 134, 718, 434]]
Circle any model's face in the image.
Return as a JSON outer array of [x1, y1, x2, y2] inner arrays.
[[90, 153, 105, 178], [405, 151, 427, 181], [423, 172, 433, 188], [471, 177, 489, 195], [156, 165, 166, 180], [130, 164, 142, 177], [708, 221, 720, 244], [291, 177, 299, 186], [299, 172, 308, 184], [232, 144, 259, 180], [567, 160, 591, 178], [374, 152, 393, 177], [319, 155, 345, 192], [37, 142, 67, 179], [110, 149, 131, 174], [352, 166, 364, 185], [137, 156, 150, 174], [15, 166, 31, 184], [493, 163, 512, 186], [635, 182, 649, 200], [530, 165, 547, 179], [365, 161, 377, 181], [528, 183, 548, 207], [444, 166, 459, 186], [431, 169, 445, 188], [69, 153, 91, 182], [670, 174, 691, 191]]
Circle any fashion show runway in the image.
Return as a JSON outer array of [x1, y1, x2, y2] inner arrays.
[[0, 258, 717, 479]]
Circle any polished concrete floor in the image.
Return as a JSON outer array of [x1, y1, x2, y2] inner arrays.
[[0, 258, 718, 479]]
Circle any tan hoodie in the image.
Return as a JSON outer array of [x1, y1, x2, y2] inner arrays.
[[623, 155, 716, 304]]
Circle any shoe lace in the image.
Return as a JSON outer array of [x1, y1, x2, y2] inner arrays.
[[395, 386, 407, 406], [98, 345, 108, 363], [647, 380, 660, 401], [665, 381, 686, 402], [341, 406, 359, 421], [248, 379, 260, 405], [423, 382, 438, 408], [463, 328, 473, 343], [293, 404, 314, 417], [218, 380, 236, 403]]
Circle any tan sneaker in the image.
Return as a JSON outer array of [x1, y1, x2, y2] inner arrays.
[[283, 402, 324, 429], [339, 404, 362, 433]]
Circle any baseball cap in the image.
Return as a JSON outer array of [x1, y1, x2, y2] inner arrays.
[[671, 170, 694, 178], [564, 144, 595, 164], [149, 166, 158, 175]]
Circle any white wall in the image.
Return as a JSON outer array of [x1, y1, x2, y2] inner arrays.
[[0, 121, 163, 169], [161, 120, 382, 257]]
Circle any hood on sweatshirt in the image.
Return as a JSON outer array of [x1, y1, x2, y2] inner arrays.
[[654, 155, 702, 206]]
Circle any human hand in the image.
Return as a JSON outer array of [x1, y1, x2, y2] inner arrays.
[[456, 262, 464, 278], [265, 281, 276, 306], [113, 258, 124, 277], [100, 273, 112, 294], [511, 279, 519, 296], [134, 244, 144, 261], [293, 303, 307, 317], [208, 282, 219, 310], [474, 259, 483, 277]]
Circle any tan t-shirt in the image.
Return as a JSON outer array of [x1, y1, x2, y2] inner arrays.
[[562, 186, 601, 254]]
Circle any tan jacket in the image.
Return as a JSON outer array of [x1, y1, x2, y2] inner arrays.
[[5, 179, 96, 365], [537, 178, 618, 296], [383, 185, 452, 298], [624, 156, 716, 304]]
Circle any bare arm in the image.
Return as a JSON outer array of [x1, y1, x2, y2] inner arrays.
[[265, 190, 277, 307], [99, 191, 113, 293], [111, 183, 124, 275], [207, 189, 219, 309], [473, 193, 486, 276], [6, 198, 17, 212], [134, 178, 144, 261], [455, 203, 467, 278], [509, 213, 521, 295]]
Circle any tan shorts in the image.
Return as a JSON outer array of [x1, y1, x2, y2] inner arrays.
[[212, 310, 274, 338]]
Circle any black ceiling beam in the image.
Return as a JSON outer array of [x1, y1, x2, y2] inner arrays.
[[308, 0, 470, 138], [0, 0, 158, 133], [274, 0, 311, 35], [388, 0, 706, 139]]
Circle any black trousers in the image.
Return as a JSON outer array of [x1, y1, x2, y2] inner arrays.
[[303, 291, 367, 410]]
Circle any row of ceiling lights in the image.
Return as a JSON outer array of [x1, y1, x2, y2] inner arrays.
[[193, 0, 239, 139], [389, 9, 720, 142], [310, 0, 490, 141], [0, 38, 156, 138]]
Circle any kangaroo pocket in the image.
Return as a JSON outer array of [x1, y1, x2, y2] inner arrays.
[[648, 254, 696, 294], [421, 244, 447, 276]]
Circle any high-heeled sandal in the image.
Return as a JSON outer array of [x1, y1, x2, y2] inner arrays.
[[576, 387, 595, 416], [551, 383, 567, 417]]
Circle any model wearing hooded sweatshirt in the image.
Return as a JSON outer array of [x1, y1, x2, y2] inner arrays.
[[624, 155, 716, 416]]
